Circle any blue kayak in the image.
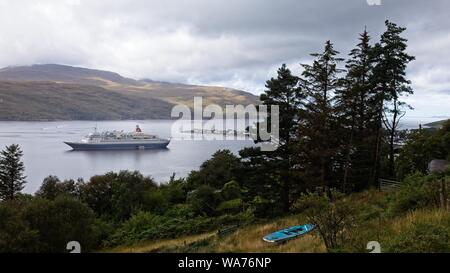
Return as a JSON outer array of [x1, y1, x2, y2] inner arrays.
[[263, 224, 316, 243]]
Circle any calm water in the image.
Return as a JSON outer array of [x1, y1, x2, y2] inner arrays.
[[0, 117, 444, 194], [0, 120, 255, 193]]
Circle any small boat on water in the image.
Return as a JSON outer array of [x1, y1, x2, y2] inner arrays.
[[64, 125, 170, 151], [263, 224, 315, 243]]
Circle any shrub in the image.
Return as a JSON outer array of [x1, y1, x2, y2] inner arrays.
[[164, 204, 196, 218], [161, 179, 187, 204], [221, 181, 241, 201], [24, 196, 101, 252], [0, 201, 40, 253], [143, 189, 169, 214], [110, 171, 158, 220], [294, 191, 357, 251], [1, 197, 103, 253], [79, 171, 157, 221], [217, 198, 243, 214], [249, 196, 282, 218], [187, 185, 222, 216], [387, 172, 447, 216], [108, 205, 254, 247], [109, 210, 214, 246], [79, 173, 115, 218]]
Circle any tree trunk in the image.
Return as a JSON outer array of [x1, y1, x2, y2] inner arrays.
[[281, 180, 290, 213], [388, 100, 398, 179], [389, 129, 395, 178], [343, 118, 356, 193], [372, 98, 384, 186]]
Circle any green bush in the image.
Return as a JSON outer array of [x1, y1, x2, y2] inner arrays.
[[217, 198, 243, 214], [90, 218, 115, 249], [109, 210, 214, 246], [221, 181, 241, 201], [294, 191, 358, 251], [387, 172, 446, 216], [24, 196, 101, 252], [250, 196, 282, 218], [79, 171, 158, 221], [187, 185, 222, 216], [161, 179, 187, 204], [0, 196, 102, 253], [0, 201, 40, 253], [108, 205, 254, 247], [143, 190, 169, 214], [164, 204, 196, 218]]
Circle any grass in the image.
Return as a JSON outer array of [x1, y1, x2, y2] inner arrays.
[[390, 209, 450, 233], [104, 232, 216, 253], [208, 215, 325, 253], [103, 209, 450, 253], [102, 215, 326, 253], [101, 189, 450, 253]]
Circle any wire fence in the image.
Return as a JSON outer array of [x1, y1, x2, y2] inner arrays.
[[379, 178, 402, 192]]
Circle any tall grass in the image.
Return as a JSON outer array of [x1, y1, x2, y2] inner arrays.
[[175, 215, 326, 253], [103, 189, 450, 253]]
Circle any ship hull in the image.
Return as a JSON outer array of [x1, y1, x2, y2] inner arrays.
[[64, 140, 170, 151]]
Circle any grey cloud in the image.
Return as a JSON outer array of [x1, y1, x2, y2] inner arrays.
[[0, 0, 449, 116]]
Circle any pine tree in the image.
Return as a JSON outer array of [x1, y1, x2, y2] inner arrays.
[[240, 64, 305, 212], [372, 21, 415, 179], [335, 29, 378, 191], [0, 144, 27, 201], [260, 64, 304, 149], [299, 41, 345, 190]]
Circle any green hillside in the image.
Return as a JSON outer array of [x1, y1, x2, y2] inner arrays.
[[0, 64, 259, 121], [0, 81, 173, 120], [104, 190, 450, 253]]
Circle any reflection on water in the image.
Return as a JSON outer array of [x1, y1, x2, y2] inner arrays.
[[66, 148, 171, 167], [0, 120, 255, 193], [65, 148, 170, 156], [66, 148, 172, 173]]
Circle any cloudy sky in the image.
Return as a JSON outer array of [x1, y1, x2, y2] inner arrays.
[[0, 0, 449, 117]]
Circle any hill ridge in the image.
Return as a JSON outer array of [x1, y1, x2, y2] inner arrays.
[[0, 64, 259, 121]]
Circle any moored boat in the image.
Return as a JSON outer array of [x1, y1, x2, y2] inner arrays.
[[64, 125, 170, 150]]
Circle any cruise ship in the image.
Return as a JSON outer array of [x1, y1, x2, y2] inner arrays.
[[64, 125, 170, 150]]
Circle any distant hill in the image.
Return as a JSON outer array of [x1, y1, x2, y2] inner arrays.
[[0, 64, 139, 85], [424, 119, 449, 129], [0, 64, 259, 121]]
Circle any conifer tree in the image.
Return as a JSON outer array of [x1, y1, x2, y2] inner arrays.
[[336, 29, 377, 191], [299, 41, 344, 189], [0, 144, 27, 201], [240, 64, 305, 212], [372, 21, 415, 179]]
